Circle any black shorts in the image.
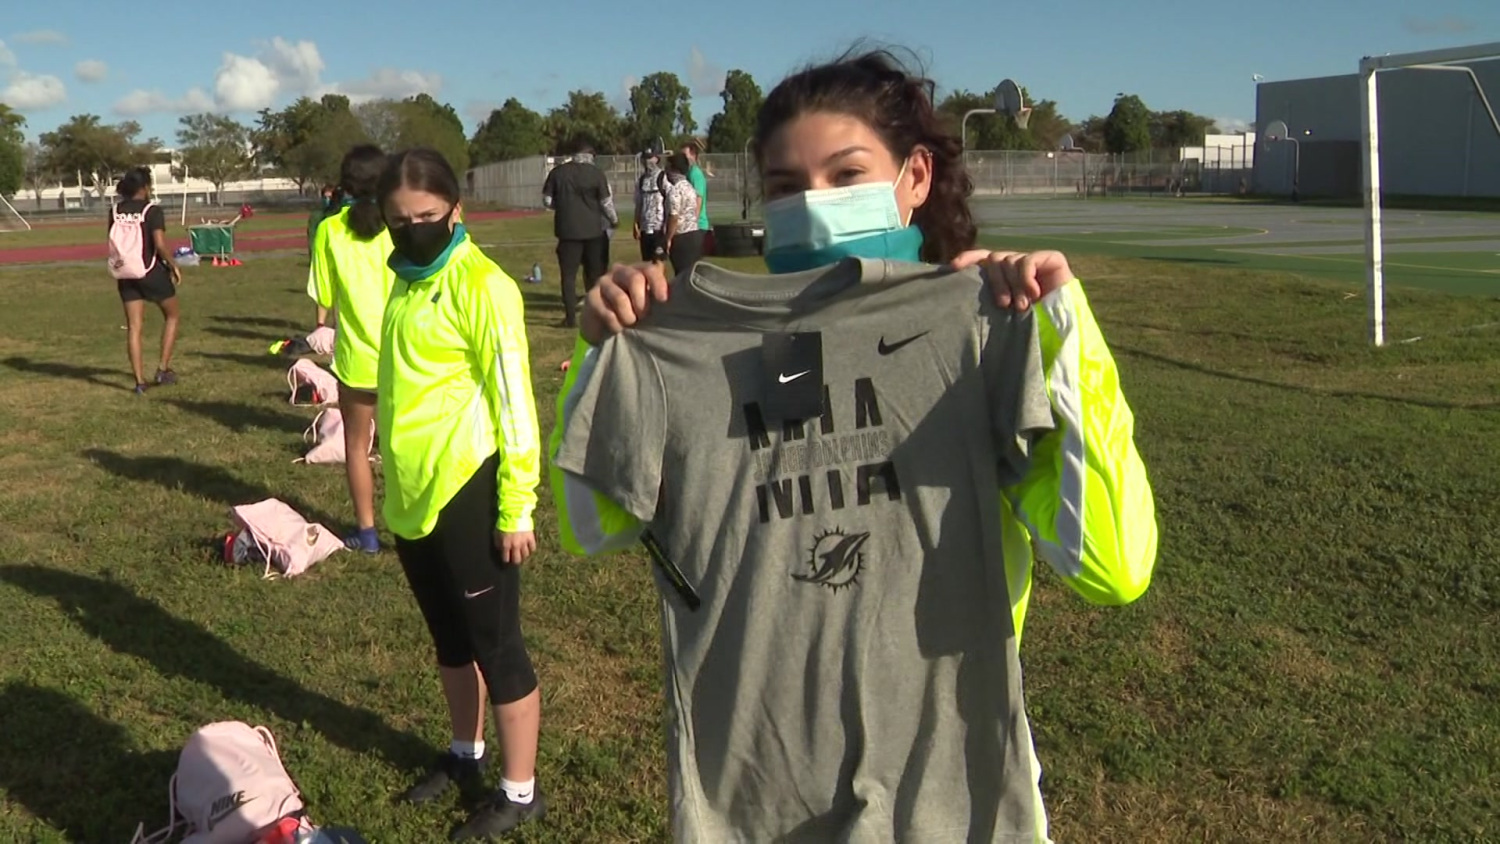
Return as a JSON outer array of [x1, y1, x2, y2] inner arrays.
[[640, 231, 667, 262], [394, 454, 537, 704], [117, 268, 176, 304]]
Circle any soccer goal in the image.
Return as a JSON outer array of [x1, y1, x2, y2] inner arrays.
[[0, 193, 32, 232], [1359, 41, 1500, 345]]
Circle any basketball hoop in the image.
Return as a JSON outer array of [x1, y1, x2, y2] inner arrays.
[[996, 79, 1029, 129], [1262, 119, 1288, 151]]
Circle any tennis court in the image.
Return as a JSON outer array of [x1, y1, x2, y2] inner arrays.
[[973, 198, 1500, 296]]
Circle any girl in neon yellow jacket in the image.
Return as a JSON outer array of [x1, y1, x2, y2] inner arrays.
[[305, 144, 395, 553], [375, 148, 546, 840], [547, 49, 1157, 842]]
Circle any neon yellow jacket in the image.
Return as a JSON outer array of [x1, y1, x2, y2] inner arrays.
[[377, 236, 540, 539], [306, 208, 397, 390]]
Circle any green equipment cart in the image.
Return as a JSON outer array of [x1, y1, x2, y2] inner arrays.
[[189, 224, 235, 261]]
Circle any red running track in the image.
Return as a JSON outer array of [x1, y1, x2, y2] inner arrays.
[[0, 210, 537, 266]]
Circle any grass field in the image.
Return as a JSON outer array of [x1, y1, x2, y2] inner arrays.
[[1, 214, 1498, 842]]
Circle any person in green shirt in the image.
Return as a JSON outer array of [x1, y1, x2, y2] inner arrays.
[[681, 138, 711, 233], [305, 146, 395, 553], [375, 148, 546, 840]]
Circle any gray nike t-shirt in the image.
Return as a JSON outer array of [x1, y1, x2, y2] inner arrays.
[[555, 258, 1056, 843]]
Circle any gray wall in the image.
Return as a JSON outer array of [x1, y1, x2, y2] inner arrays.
[[1254, 57, 1500, 197]]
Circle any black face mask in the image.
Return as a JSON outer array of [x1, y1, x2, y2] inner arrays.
[[391, 211, 455, 267]]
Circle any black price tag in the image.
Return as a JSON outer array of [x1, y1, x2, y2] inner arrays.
[[761, 331, 824, 421]]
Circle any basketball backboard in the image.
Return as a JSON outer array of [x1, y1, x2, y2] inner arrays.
[[995, 79, 1031, 130]]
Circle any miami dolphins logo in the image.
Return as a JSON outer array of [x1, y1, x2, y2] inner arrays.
[[794, 528, 869, 591]]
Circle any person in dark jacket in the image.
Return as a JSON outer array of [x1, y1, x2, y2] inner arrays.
[[541, 144, 614, 328]]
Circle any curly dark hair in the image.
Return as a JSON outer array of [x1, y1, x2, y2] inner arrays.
[[753, 46, 977, 264]]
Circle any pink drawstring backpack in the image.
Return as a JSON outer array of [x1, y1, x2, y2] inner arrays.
[[286, 359, 338, 406], [222, 499, 344, 579], [131, 722, 310, 844], [297, 408, 375, 466], [109, 201, 159, 280]]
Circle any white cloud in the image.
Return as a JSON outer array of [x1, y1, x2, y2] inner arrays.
[[75, 59, 108, 83], [214, 53, 280, 111], [465, 100, 498, 123], [333, 68, 442, 102], [114, 87, 215, 117], [1, 71, 66, 109], [1214, 116, 1251, 134], [0, 40, 15, 67], [13, 30, 68, 46], [686, 47, 725, 98], [618, 74, 639, 109], [261, 37, 324, 93]]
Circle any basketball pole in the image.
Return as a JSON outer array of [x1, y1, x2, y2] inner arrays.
[[1358, 66, 1384, 347]]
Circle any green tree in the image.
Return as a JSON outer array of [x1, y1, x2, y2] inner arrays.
[[706, 69, 762, 154], [396, 93, 470, 174], [253, 96, 326, 192], [176, 113, 254, 194], [38, 114, 160, 193], [261, 95, 370, 188], [22, 142, 53, 208], [354, 99, 403, 149], [939, 88, 1033, 150], [0, 104, 26, 196], [1103, 94, 1152, 154], [545, 90, 628, 154], [1149, 110, 1218, 149], [628, 72, 695, 151], [469, 98, 548, 165], [1072, 116, 1108, 152]]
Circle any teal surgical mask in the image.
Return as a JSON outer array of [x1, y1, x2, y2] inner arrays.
[[762, 163, 922, 273]]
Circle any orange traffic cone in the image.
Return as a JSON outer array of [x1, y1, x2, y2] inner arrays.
[[229, 258, 243, 266]]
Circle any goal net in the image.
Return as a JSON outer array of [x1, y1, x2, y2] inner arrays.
[[1359, 41, 1500, 345], [0, 194, 31, 232]]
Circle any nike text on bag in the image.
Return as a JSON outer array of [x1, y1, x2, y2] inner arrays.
[[109, 202, 160, 279], [286, 359, 339, 406], [131, 721, 309, 844], [223, 499, 345, 579], [297, 408, 376, 465]]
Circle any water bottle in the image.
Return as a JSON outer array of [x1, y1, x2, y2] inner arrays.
[[529, 262, 543, 284]]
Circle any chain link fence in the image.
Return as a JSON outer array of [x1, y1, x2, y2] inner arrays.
[[464, 148, 1257, 219]]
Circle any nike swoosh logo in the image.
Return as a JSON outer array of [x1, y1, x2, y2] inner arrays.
[[878, 331, 930, 355], [778, 370, 810, 383], [464, 586, 495, 599]]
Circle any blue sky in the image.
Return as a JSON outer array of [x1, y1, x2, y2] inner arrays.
[[1, 0, 1496, 145]]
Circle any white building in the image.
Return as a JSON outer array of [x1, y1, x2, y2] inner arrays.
[[16, 146, 301, 207]]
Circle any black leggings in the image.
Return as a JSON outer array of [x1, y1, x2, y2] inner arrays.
[[395, 455, 538, 704], [556, 236, 609, 325], [669, 230, 707, 277]]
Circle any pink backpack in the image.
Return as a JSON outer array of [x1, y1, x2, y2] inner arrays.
[[223, 499, 345, 578], [109, 201, 159, 279], [297, 408, 375, 465], [286, 359, 339, 406], [131, 722, 310, 844]]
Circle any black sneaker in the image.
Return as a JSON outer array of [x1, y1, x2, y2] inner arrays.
[[133, 383, 149, 396], [154, 368, 178, 386], [449, 789, 546, 841], [397, 752, 487, 805]]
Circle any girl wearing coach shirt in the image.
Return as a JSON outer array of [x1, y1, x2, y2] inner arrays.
[[548, 47, 1159, 841]]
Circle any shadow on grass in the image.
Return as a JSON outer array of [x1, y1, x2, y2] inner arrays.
[[165, 399, 310, 435], [198, 350, 298, 371], [211, 314, 304, 331], [0, 565, 433, 776], [0, 681, 177, 842], [81, 449, 340, 528], [1, 356, 129, 392], [1114, 343, 1500, 411]]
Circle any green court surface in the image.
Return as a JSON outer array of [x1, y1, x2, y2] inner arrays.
[[974, 198, 1500, 297]]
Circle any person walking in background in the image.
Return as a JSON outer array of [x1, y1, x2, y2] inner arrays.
[[541, 143, 612, 328], [306, 145, 396, 554], [662, 152, 705, 276], [107, 166, 182, 396], [632, 145, 669, 266], [681, 138, 711, 239], [376, 148, 546, 840], [598, 179, 618, 270]]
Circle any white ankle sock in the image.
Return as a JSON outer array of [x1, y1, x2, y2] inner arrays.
[[500, 777, 535, 804], [450, 739, 485, 760]]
